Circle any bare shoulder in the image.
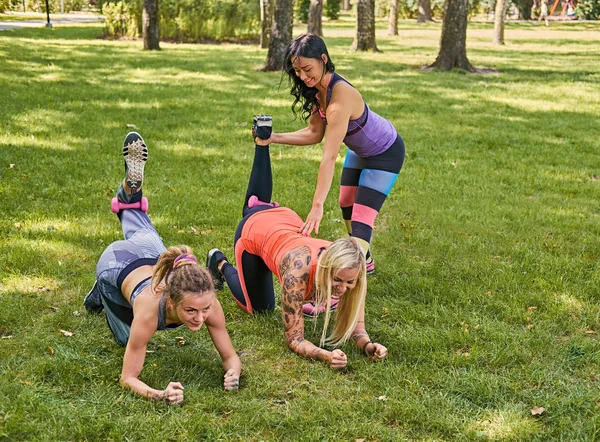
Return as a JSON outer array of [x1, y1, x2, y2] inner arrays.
[[279, 246, 312, 277]]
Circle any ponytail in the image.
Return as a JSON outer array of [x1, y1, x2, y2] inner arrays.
[[152, 245, 213, 305]]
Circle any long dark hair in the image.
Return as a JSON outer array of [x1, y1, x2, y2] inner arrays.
[[282, 33, 335, 121]]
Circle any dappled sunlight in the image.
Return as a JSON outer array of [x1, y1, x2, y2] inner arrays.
[[466, 408, 541, 440], [0, 275, 61, 295]]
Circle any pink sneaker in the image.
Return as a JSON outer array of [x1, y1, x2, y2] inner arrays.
[[366, 257, 375, 275], [248, 195, 279, 209], [302, 296, 340, 317]]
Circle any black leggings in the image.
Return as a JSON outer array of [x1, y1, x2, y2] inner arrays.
[[221, 144, 278, 314]]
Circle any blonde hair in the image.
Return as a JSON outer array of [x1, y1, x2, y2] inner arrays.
[[313, 237, 367, 348], [152, 245, 214, 305]]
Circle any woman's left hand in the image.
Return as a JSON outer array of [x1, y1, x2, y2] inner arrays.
[[223, 368, 240, 391], [367, 343, 388, 361], [300, 206, 323, 236]]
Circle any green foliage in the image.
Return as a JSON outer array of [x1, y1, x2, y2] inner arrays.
[[102, 0, 140, 37], [576, 0, 600, 19], [324, 0, 341, 20], [295, 0, 310, 23], [376, 0, 446, 19], [1, 20, 600, 442], [1, 0, 95, 13], [101, 0, 260, 41]]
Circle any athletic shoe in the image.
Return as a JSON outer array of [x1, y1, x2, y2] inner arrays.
[[248, 195, 280, 209], [122, 132, 148, 194], [83, 281, 104, 314], [206, 248, 227, 290], [302, 296, 339, 317], [366, 257, 375, 275], [253, 115, 272, 141]]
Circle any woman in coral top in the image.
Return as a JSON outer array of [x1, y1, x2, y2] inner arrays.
[[206, 118, 387, 369]]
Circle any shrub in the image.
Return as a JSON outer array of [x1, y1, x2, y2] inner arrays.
[[324, 0, 340, 20], [576, 0, 600, 19]]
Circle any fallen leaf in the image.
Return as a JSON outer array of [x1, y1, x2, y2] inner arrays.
[[200, 229, 213, 235], [356, 439, 366, 442], [126, 123, 138, 129], [527, 306, 537, 313], [176, 336, 186, 346], [167, 185, 176, 193], [585, 329, 596, 335], [19, 379, 32, 385], [177, 229, 185, 234], [58, 329, 74, 337], [530, 407, 545, 416], [223, 410, 233, 415], [451, 162, 457, 168], [377, 395, 387, 401], [190, 227, 199, 235], [14, 222, 22, 230], [72, 311, 81, 317], [9, 164, 15, 169], [1, 335, 14, 339], [146, 350, 155, 354], [48, 346, 55, 355]]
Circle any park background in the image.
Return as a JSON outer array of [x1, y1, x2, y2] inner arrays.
[[1, 1, 599, 440]]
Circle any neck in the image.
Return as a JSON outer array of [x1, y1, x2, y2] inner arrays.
[[316, 71, 332, 94]]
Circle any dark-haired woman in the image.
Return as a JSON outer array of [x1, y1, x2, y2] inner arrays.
[[260, 34, 405, 289], [84, 133, 241, 403]]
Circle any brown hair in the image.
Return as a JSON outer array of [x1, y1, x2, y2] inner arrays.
[[152, 245, 213, 304]]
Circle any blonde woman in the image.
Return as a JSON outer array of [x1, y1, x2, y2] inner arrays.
[[84, 132, 241, 403], [206, 123, 387, 369]]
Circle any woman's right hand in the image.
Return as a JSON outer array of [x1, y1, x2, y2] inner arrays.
[[160, 382, 184, 405], [328, 349, 347, 370]]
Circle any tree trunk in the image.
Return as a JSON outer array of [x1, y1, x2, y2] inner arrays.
[[417, 0, 433, 22], [261, 0, 293, 71], [260, 0, 273, 49], [351, 0, 378, 51], [493, 0, 508, 45], [307, 0, 323, 35], [143, 0, 160, 50], [343, 0, 351, 10], [426, 0, 474, 71], [388, 0, 398, 36]]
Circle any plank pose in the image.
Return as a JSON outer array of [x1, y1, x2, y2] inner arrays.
[[84, 133, 241, 403], [261, 34, 405, 285], [206, 121, 387, 369]]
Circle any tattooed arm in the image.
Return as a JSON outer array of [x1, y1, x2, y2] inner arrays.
[[279, 247, 347, 369], [351, 288, 388, 361]]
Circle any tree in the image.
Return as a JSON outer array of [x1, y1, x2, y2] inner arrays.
[[143, 0, 160, 50], [493, 0, 509, 45], [260, 0, 273, 49], [343, 0, 351, 10], [417, 0, 434, 22], [307, 0, 323, 35], [351, 0, 378, 51], [388, 0, 399, 36], [262, 0, 293, 71], [425, 0, 474, 71]]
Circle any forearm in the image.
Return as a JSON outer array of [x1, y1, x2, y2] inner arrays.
[[287, 336, 330, 363], [121, 376, 165, 402], [312, 158, 336, 208], [271, 127, 323, 146], [351, 327, 372, 354]]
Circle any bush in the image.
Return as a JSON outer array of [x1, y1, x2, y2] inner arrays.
[[324, 0, 340, 20], [576, 0, 600, 19], [101, 0, 260, 41]]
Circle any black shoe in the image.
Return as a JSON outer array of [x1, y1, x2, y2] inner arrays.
[[253, 115, 272, 141], [83, 281, 104, 314], [122, 132, 148, 193], [206, 248, 227, 290]]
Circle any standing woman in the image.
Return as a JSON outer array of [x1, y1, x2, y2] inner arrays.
[[261, 33, 405, 279], [84, 132, 241, 403], [206, 121, 388, 369]]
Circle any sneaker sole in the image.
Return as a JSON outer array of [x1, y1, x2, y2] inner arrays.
[[206, 248, 225, 290], [122, 132, 148, 193]]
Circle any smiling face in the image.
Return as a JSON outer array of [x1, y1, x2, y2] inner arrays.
[[332, 266, 360, 297], [175, 291, 215, 331], [291, 55, 328, 88]]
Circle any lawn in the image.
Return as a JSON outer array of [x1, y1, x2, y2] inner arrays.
[[0, 17, 599, 442]]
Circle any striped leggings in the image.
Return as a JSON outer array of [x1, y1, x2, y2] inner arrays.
[[338, 135, 405, 255]]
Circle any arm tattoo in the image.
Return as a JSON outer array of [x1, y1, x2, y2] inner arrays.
[[280, 247, 324, 362]]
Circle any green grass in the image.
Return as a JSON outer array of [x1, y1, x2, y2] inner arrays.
[[1, 18, 599, 442]]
